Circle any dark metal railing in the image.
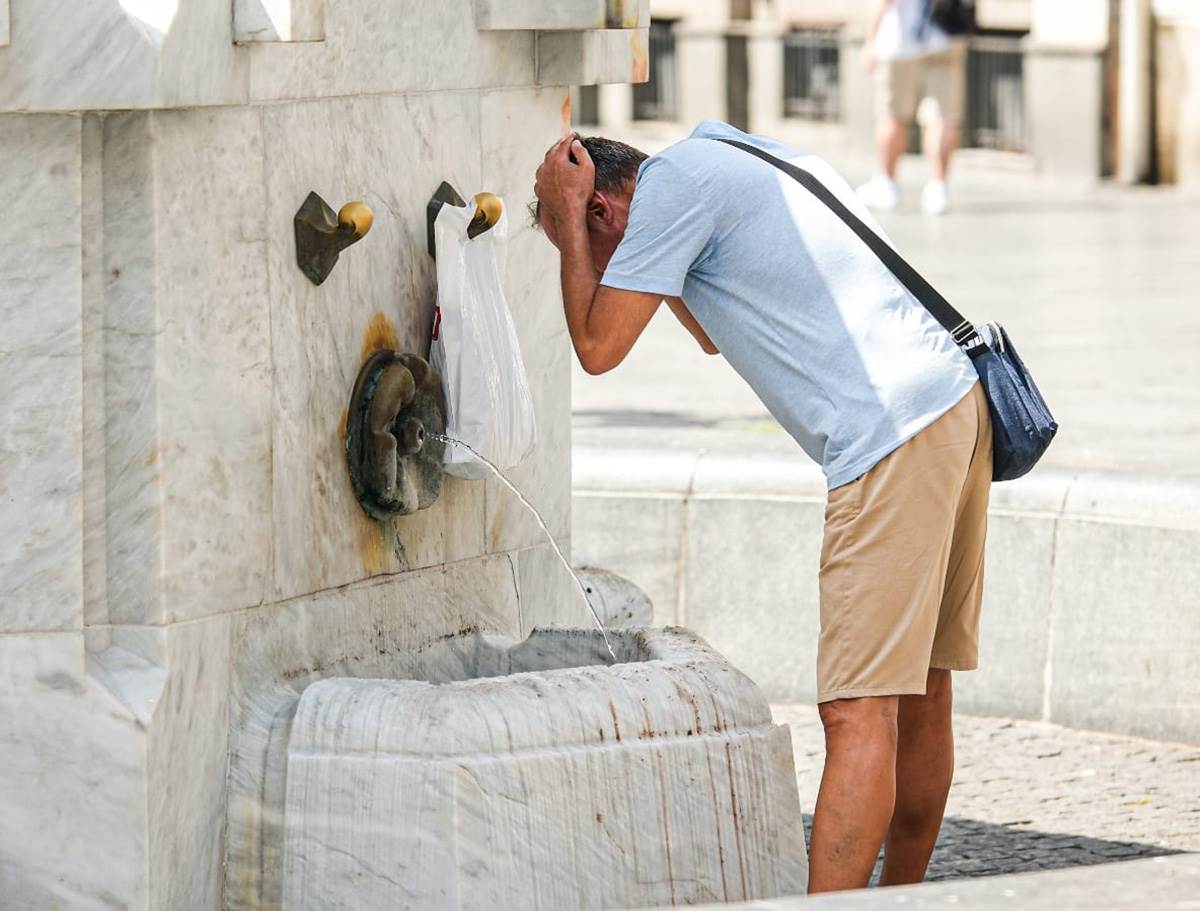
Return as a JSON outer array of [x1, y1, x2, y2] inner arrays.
[[783, 27, 841, 122], [633, 20, 678, 122], [965, 34, 1026, 152]]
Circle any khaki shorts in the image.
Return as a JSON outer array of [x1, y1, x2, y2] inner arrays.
[[817, 383, 992, 703], [874, 43, 967, 126]]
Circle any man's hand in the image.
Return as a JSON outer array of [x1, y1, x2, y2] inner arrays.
[[862, 42, 878, 73], [534, 136, 595, 229], [863, 0, 891, 72]]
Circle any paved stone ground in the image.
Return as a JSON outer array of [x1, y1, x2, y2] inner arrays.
[[771, 703, 1200, 881]]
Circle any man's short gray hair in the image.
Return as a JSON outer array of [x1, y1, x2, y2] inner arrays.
[[530, 134, 648, 228]]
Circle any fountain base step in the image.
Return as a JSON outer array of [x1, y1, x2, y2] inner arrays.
[[281, 627, 807, 909]]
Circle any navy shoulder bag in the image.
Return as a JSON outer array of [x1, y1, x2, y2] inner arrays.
[[717, 138, 1057, 481]]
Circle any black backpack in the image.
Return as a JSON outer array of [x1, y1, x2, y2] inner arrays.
[[927, 0, 976, 36]]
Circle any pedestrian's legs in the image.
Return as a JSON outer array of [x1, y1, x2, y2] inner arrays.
[[807, 695, 899, 893], [877, 116, 908, 180], [879, 668, 955, 885], [922, 115, 959, 182]]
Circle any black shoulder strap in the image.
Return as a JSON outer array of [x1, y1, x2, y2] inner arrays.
[[715, 137, 986, 357]]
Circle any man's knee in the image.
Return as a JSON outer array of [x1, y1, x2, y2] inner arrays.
[[903, 669, 953, 719], [819, 695, 899, 745]]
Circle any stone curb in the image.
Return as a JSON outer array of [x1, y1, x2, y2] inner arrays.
[[572, 446, 1200, 744]]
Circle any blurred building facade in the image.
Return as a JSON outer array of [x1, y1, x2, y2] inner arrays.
[[576, 0, 1200, 187]]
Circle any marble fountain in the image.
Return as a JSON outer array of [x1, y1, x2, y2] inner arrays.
[[0, 1, 807, 907]]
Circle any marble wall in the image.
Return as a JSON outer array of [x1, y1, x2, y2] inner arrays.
[[0, 1, 648, 907]]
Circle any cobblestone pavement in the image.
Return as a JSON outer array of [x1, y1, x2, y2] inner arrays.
[[771, 704, 1200, 880]]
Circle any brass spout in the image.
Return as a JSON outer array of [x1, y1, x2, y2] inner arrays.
[[337, 201, 374, 237], [294, 192, 374, 286], [427, 182, 503, 258], [468, 192, 503, 239]]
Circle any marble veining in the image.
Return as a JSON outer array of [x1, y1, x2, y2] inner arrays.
[[1, 9, 651, 907], [280, 628, 807, 908], [234, 0, 325, 43], [0, 634, 151, 908], [263, 91, 484, 601], [0, 0, 247, 112], [0, 114, 84, 633], [225, 557, 523, 910], [245, 0, 537, 104], [473, 0, 608, 31], [538, 27, 651, 86]]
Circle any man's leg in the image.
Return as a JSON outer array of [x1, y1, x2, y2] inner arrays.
[[879, 668, 955, 885], [807, 696, 899, 893], [919, 44, 966, 214], [922, 115, 959, 183], [878, 116, 908, 180], [858, 58, 915, 210]]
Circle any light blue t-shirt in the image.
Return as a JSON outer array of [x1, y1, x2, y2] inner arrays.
[[601, 121, 979, 489]]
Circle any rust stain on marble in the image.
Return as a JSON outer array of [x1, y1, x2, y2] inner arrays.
[[357, 513, 386, 576], [608, 699, 622, 741], [561, 90, 573, 137], [608, 0, 638, 29], [143, 445, 162, 467], [631, 30, 649, 84], [359, 311, 400, 365]]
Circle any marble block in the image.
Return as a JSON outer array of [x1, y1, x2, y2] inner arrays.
[[0, 0, 540, 112], [473, 0, 609, 31], [1, 0, 8, 46], [0, 0, 248, 112], [234, 0, 325, 43], [243, 1, 535, 105], [262, 90, 485, 601], [225, 556, 523, 911], [280, 628, 808, 909], [617, 0, 652, 30], [473, 0, 648, 31], [0, 114, 83, 633], [0, 633, 153, 908], [85, 109, 273, 627], [573, 564, 655, 628], [538, 27, 651, 86]]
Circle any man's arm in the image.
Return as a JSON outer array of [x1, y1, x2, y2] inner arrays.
[[665, 296, 719, 355], [536, 136, 663, 375], [556, 212, 662, 375], [863, 0, 893, 70]]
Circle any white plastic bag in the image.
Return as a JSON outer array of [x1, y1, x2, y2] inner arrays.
[[430, 197, 538, 480]]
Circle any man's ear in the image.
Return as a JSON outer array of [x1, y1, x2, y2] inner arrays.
[[587, 191, 612, 226]]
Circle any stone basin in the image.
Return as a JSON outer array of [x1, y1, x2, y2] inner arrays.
[[278, 627, 807, 909]]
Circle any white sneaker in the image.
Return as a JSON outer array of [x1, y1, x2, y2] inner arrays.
[[921, 180, 949, 215], [856, 175, 899, 212]]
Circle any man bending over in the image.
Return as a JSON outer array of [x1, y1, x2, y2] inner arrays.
[[533, 120, 992, 893]]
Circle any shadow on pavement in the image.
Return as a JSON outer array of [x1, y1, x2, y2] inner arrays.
[[802, 814, 1187, 882], [574, 408, 770, 430]]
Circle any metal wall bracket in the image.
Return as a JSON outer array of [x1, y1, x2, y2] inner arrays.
[[294, 191, 373, 286], [427, 181, 467, 259], [426, 182, 504, 259]]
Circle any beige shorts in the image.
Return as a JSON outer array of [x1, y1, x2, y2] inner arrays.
[[874, 43, 967, 126], [817, 383, 992, 703]]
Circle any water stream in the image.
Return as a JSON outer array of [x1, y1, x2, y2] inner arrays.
[[430, 434, 618, 664]]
